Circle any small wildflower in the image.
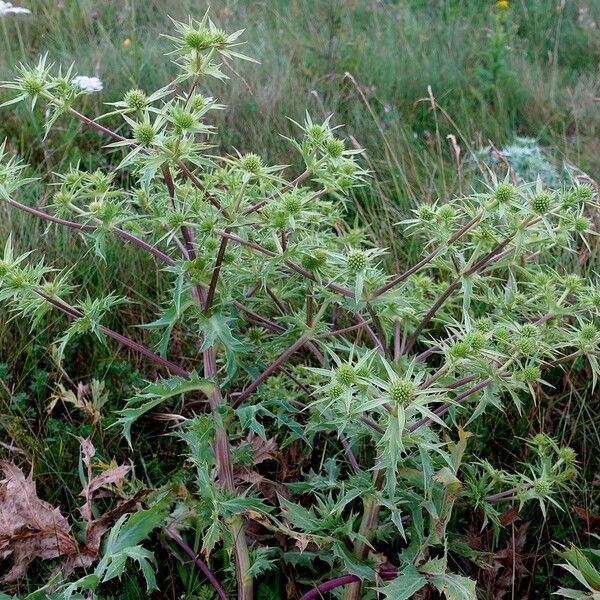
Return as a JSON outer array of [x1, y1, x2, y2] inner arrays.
[[573, 216, 589, 233], [325, 138, 344, 159], [73, 75, 103, 94], [475, 317, 493, 333], [496, 0, 509, 10], [532, 478, 551, 496], [576, 184, 594, 203], [521, 364, 541, 383], [281, 192, 302, 215], [346, 249, 367, 273], [558, 447, 577, 465], [122, 38, 131, 49], [579, 323, 597, 342], [184, 28, 214, 52], [301, 250, 327, 272], [437, 204, 454, 222], [336, 364, 356, 387], [239, 153, 262, 175], [418, 205, 435, 222], [0, 1, 30, 15], [124, 88, 147, 111], [494, 183, 514, 203], [389, 378, 415, 405], [531, 192, 551, 214], [133, 122, 157, 146]]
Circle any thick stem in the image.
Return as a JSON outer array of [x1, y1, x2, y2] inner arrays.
[[203, 347, 253, 600], [342, 495, 380, 600]]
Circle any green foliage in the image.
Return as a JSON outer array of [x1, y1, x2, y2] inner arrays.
[[0, 6, 598, 600]]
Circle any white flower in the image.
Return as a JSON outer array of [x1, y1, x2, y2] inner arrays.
[[73, 75, 103, 94], [0, 1, 31, 15]]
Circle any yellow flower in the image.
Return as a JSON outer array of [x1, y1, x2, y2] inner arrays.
[[496, 0, 509, 10], [123, 38, 131, 49]]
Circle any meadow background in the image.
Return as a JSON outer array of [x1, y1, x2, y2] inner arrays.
[[0, 0, 599, 598]]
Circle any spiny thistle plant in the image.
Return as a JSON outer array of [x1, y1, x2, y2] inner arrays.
[[0, 11, 599, 600]]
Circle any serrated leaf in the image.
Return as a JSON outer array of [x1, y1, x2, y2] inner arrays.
[[380, 564, 427, 600], [116, 372, 212, 445]]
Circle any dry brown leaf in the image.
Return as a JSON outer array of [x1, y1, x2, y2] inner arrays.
[[0, 439, 137, 581], [0, 461, 78, 581]]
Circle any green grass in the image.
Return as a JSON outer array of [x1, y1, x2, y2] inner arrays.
[[0, 1, 599, 598]]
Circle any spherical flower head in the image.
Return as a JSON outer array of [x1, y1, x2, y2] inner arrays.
[[494, 327, 511, 346], [190, 94, 206, 112], [418, 205, 435, 222], [531, 192, 551, 214], [301, 249, 327, 272], [513, 335, 537, 356], [561, 466, 578, 481], [22, 72, 45, 98], [240, 153, 262, 175], [521, 364, 540, 383], [576, 184, 594, 203], [564, 273, 583, 291], [496, 0, 509, 10], [328, 383, 344, 399], [184, 28, 214, 51], [530, 433, 549, 449], [520, 323, 538, 339], [133, 122, 156, 145], [53, 190, 73, 207], [389, 378, 415, 405], [167, 211, 186, 229], [270, 210, 287, 230], [307, 124, 328, 144], [336, 364, 356, 387], [574, 216, 589, 233], [558, 446, 577, 464], [436, 204, 454, 221], [450, 340, 470, 359], [210, 29, 228, 48], [579, 323, 597, 342], [475, 317, 493, 333], [494, 183, 514, 204], [340, 160, 357, 176], [468, 331, 486, 352], [325, 138, 345, 159], [88, 200, 105, 216], [124, 88, 147, 111], [171, 107, 195, 132], [346, 249, 367, 273], [282, 192, 301, 216], [533, 478, 551, 496]]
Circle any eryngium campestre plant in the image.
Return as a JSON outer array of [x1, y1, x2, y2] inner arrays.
[[0, 11, 598, 600]]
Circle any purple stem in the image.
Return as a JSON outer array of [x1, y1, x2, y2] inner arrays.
[[7, 197, 176, 267], [299, 569, 397, 600], [373, 213, 482, 298], [37, 290, 190, 378], [165, 528, 229, 600], [231, 334, 309, 408]]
